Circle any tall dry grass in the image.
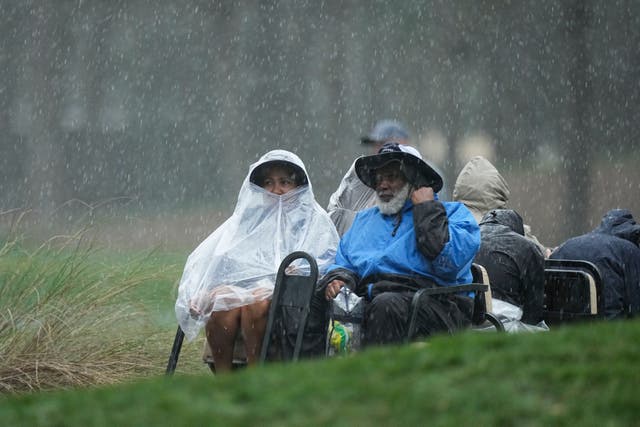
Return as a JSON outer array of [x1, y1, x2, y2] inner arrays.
[[0, 211, 174, 393]]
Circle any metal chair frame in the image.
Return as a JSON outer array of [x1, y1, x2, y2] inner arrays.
[[543, 258, 604, 324]]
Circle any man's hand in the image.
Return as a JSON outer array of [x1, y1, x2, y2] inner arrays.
[[411, 186, 435, 204], [325, 279, 345, 300]]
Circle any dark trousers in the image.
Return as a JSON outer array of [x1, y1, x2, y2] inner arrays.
[[303, 284, 474, 354], [363, 291, 473, 346]]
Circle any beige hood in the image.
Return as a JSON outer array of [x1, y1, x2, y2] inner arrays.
[[452, 156, 510, 223]]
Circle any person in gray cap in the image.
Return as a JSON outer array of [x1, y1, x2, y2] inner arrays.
[[327, 120, 411, 236]]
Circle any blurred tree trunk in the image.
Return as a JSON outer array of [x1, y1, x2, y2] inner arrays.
[[563, 0, 593, 236], [20, 4, 67, 215], [443, 39, 469, 193], [84, 2, 110, 131], [0, 4, 24, 206]]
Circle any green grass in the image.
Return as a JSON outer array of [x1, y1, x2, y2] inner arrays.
[[1, 320, 639, 426]]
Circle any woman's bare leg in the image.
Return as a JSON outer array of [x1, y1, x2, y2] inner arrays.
[[240, 300, 271, 365], [205, 308, 241, 373]]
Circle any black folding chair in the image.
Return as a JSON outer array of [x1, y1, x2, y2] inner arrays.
[[166, 251, 318, 375], [543, 259, 604, 324], [470, 263, 492, 307], [166, 326, 185, 375], [259, 251, 318, 363]]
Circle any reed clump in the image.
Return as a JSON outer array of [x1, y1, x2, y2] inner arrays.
[[0, 216, 172, 393]]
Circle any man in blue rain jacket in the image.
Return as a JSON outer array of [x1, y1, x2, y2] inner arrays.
[[313, 142, 480, 347]]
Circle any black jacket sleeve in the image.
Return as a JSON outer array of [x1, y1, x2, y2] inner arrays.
[[412, 200, 450, 260], [622, 250, 640, 317], [317, 267, 359, 292], [520, 244, 545, 324]]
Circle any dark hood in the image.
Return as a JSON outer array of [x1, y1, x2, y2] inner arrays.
[[594, 209, 640, 245], [479, 209, 525, 236]]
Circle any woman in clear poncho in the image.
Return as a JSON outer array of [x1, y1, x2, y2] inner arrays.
[[175, 149, 339, 372]]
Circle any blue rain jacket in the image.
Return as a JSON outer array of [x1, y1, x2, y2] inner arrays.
[[328, 199, 480, 286]]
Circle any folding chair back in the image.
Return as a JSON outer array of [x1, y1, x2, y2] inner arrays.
[[469, 263, 504, 331], [471, 263, 493, 314], [543, 259, 603, 324], [260, 251, 318, 363]]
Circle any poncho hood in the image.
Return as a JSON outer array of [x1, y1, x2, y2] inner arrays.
[[453, 156, 510, 223]]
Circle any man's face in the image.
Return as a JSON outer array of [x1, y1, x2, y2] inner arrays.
[[374, 163, 407, 203]]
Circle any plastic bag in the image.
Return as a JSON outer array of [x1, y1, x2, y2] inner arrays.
[[492, 298, 550, 333], [327, 287, 364, 355]]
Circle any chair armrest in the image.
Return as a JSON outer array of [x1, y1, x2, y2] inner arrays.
[[412, 283, 488, 297], [406, 283, 488, 341]]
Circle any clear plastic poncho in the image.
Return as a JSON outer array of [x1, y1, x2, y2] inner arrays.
[[326, 161, 376, 236], [175, 150, 340, 341]]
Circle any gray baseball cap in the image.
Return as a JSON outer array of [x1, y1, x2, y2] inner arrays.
[[360, 119, 410, 144]]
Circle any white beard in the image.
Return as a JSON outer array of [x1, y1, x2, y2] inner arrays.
[[376, 183, 410, 215]]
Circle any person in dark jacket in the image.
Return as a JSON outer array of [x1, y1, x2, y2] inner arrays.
[[474, 209, 545, 325], [308, 142, 480, 348], [550, 209, 640, 319]]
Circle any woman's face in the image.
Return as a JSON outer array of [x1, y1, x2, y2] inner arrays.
[[261, 165, 299, 195]]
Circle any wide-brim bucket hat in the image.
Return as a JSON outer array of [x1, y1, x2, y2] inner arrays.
[[355, 142, 443, 193]]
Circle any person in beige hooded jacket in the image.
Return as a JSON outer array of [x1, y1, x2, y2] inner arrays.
[[453, 156, 550, 257]]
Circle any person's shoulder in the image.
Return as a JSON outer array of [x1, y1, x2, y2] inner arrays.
[[516, 233, 545, 258], [340, 206, 381, 241], [553, 232, 608, 256], [354, 205, 379, 220], [441, 200, 476, 219], [608, 234, 640, 253], [440, 200, 467, 209]]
